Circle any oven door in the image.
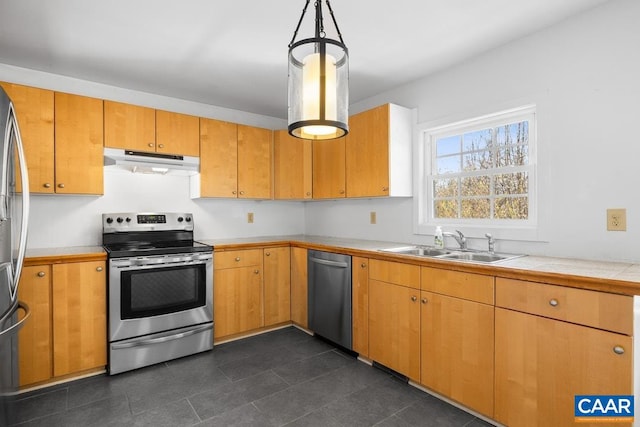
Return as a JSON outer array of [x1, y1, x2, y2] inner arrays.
[[109, 252, 213, 342]]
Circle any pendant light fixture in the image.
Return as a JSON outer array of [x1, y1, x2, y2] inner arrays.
[[288, 0, 349, 140]]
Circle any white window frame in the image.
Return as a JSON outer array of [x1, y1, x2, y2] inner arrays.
[[415, 105, 538, 241]]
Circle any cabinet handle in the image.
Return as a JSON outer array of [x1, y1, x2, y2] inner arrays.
[[148, 143, 154, 148], [235, 257, 241, 262], [232, 191, 237, 195], [254, 269, 260, 274], [265, 252, 271, 256], [158, 144, 164, 148], [58, 183, 65, 189], [37, 271, 46, 278], [306, 192, 311, 196], [43, 183, 51, 188], [382, 186, 389, 192], [421, 298, 428, 304], [96, 267, 103, 272], [360, 263, 366, 268], [239, 191, 245, 195], [411, 296, 417, 302], [549, 298, 559, 307], [339, 190, 345, 195], [613, 346, 625, 355]]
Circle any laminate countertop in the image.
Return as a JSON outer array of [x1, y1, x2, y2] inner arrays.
[[24, 246, 106, 266], [201, 235, 640, 296]]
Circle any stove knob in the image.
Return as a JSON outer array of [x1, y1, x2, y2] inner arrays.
[[177, 216, 184, 222], [185, 217, 192, 222], [117, 217, 124, 223], [106, 217, 113, 224], [126, 217, 132, 223]]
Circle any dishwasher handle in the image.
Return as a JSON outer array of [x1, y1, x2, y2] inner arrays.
[[309, 257, 349, 268]]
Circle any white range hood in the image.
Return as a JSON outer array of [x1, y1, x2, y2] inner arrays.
[[103, 148, 199, 175]]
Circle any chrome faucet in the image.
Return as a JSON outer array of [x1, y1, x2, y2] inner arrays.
[[442, 230, 467, 250], [485, 233, 495, 254]]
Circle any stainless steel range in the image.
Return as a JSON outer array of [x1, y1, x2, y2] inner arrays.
[[102, 212, 213, 375]]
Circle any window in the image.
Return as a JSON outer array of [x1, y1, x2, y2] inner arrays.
[[417, 106, 536, 234]]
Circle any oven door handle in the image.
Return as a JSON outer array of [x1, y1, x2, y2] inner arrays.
[[111, 323, 212, 349]]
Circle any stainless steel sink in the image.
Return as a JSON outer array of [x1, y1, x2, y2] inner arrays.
[[379, 245, 523, 263], [380, 246, 451, 257]]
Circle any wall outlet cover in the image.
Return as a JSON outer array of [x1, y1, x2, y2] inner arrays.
[[607, 208, 626, 231]]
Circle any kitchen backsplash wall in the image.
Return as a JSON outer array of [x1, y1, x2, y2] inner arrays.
[[28, 169, 306, 248]]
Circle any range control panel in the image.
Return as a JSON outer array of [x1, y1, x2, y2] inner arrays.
[[102, 212, 193, 232]]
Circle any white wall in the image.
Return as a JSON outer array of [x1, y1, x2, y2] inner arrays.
[[0, 65, 305, 248], [306, 0, 640, 262]]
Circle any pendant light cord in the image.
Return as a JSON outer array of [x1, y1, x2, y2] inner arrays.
[[288, 0, 311, 48], [325, 0, 346, 44]]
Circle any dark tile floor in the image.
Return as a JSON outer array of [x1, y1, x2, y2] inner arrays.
[[12, 327, 495, 426]]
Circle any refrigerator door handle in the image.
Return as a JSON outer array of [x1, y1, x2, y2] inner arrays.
[[8, 106, 29, 301], [0, 301, 30, 338], [0, 262, 12, 312]]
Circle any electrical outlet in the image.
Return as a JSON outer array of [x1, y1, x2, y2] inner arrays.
[[370, 211, 377, 224], [247, 212, 254, 223], [607, 208, 626, 231]]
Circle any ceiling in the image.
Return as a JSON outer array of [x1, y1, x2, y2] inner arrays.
[[0, 0, 609, 119]]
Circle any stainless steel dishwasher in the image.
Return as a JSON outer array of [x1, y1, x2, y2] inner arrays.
[[307, 250, 352, 350]]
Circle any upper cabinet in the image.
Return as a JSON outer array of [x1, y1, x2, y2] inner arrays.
[[192, 119, 272, 199], [155, 110, 200, 157], [104, 101, 199, 157], [0, 82, 55, 193], [345, 104, 412, 198], [104, 101, 155, 152], [274, 130, 312, 200], [54, 92, 104, 195], [310, 103, 413, 199]]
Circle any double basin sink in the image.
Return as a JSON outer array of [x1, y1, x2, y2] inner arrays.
[[379, 246, 524, 264]]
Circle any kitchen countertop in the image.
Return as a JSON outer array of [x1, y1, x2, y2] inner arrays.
[[25, 236, 640, 295], [203, 235, 640, 296]]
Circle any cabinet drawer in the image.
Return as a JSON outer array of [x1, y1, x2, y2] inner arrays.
[[495, 278, 633, 335], [369, 259, 420, 289], [214, 249, 262, 269], [421, 267, 494, 305]]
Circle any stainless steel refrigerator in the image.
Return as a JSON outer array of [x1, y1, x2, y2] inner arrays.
[[0, 86, 31, 426]]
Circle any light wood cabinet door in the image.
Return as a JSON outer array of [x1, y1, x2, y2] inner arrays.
[[352, 257, 369, 357], [17, 265, 52, 386], [237, 125, 272, 199], [495, 308, 632, 427], [104, 100, 155, 151], [199, 118, 238, 197], [54, 92, 104, 195], [52, 261, 107, 377], [346, 104, 390, 197], [214, 265, 264, 338], [263, 247, 291, 326], [421, 291, 494, 417], [274, 130, 312, 199], [312, 138, 345, 198], [290, 247, 308, 328], [0, 82, 55, 193], [156, 110, 200, 157], [369, 279, 421, 381]]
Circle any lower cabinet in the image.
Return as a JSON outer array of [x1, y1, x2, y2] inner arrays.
[[368, 260, 421, 381], [352, 256, 369, 357], [290, 247, 308, 328], [18, 260, 107, 387], [214, 249, 263, 339], [214, 246, 292, 340]]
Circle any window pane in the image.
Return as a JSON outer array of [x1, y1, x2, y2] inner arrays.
[[461, 175, 490, 196], [496, 121, 528, 146], [494, 197, 529, 219], [463, 150, 492, 171], [436, 135, 460, 156], [496, 144, 528, 167], [434, 178, 458, 198], [495, 172, 528, 195], [461, 199, 490, 219], [434, 200, 458, 218], [463, 129, 491, 152], [436, 155, 461, 174]]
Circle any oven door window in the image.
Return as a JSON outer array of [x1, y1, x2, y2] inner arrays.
[[120, 264, 206, 319]]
